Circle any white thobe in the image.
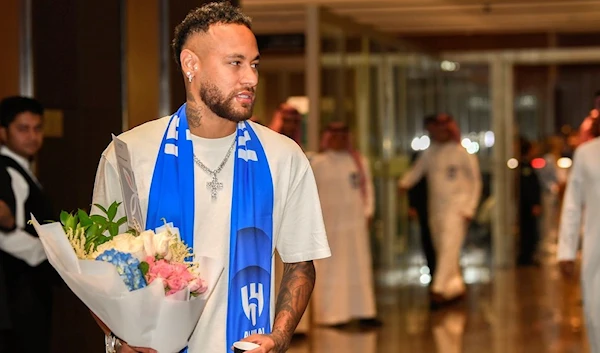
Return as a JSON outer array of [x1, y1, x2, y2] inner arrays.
[[399, 142, 481, 299], [558, 137, 600, 353], [310, 150, 376, 325]]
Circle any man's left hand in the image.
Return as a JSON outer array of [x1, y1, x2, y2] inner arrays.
[[241, 332, 288, 353]]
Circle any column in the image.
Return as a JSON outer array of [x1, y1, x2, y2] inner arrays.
[[305, 4, 321, 152], [490, 58, 516, 268]]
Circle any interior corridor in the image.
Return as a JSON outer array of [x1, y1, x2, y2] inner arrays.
[[289, 261, 587, 353]]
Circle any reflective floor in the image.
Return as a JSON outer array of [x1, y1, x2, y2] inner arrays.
[[289, 222, 588, 353]]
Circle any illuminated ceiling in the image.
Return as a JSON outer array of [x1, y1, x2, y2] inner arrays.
[[242, 0, 600, 35]]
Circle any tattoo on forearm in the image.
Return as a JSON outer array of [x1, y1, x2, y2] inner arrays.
[[272, 261, 316, 352]]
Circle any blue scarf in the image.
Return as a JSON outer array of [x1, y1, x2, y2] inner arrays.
[[146, 104, 274, 352]]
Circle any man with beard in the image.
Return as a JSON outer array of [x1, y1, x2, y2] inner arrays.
[[91, 3, 331, 353], [310, 122, 380, 328]]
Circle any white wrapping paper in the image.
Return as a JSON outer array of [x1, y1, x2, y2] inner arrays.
[[31, 217, 224, 353]]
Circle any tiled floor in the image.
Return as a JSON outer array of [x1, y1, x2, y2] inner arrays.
[[289, 253, 588, 353]]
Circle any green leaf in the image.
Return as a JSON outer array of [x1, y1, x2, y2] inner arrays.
[[116, 216, 127, 227], [90, 215, 108, 226], [139, 261, 149, 276], [77, 209, 92, 227], [93, 203, 108, 215], [65, 215, 76, 230], [60, 211, 70, 226], [108, 223, 119, 237], [107, 202, 120, 221], [85, 224, 100, 240], [95, 234, 112, 246]]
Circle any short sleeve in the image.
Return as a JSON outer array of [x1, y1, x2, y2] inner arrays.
[[276, 161, 331, 264]]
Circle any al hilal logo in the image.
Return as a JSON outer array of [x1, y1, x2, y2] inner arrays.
[[241, 283, 266, 337]]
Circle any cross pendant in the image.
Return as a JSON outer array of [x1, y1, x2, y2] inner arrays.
[[206, 174, 223, 200]]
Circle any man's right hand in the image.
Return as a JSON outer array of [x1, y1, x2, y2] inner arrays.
[[559, 260, 576, 278]]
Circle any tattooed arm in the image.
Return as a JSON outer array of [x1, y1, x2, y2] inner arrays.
[[242, 261, 316, 353]]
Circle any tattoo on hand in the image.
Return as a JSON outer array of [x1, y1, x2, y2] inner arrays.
[[272, 261, 316, 352]]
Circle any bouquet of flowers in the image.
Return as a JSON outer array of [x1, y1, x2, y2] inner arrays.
[[31, 202, 223, 353]]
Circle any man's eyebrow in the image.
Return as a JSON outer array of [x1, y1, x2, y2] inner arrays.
[[226, 54, 260, 61]]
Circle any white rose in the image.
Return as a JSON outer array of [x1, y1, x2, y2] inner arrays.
[[94, 233, 145, 260], [141, 230, 173, 259]]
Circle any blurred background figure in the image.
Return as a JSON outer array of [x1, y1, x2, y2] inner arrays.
[[408, 115, 437, 283], [399, 114, 482, 308], [0, 96, 57, 353], [268, 102, 303, 146], [558, 115, 600, 353], [517, 137, 542, 266], [0, 160, 13, 353], [311, 122, 380, 328], [578, 91, 600, 145], [537, 135, 566, 257]]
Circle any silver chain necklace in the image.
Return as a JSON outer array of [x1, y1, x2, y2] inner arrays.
[[193, 137, 237, 200]]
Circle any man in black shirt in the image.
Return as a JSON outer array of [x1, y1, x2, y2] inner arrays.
[[0, 96, 55, 353], [0, 160, 14, 353]]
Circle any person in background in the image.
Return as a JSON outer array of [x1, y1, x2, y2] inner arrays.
[[557, 116, 600, 353], [0, 96, 56, 353], [408, 115, 437, 282], [536, 136, 565, 256], [399, 113, 481, 308], [517, 137, 542, 266], [578, 90, 600, 145], [0, 159, 14, 353], [311, 122, 380, 328], [268, 103, 303, 146]]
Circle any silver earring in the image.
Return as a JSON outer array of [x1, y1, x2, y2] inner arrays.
[[186, 72, 193, 83]]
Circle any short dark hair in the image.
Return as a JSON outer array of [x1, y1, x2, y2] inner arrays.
[[172, 2, 252, 67], [0, 96, 44, 128]]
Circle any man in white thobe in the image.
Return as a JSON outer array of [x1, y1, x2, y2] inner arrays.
[[558, 127, 600, 353], [399, 114, 481, 306], [311, 122, 379, 327]]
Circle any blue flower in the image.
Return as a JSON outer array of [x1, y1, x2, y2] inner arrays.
[[95, 249, 147, 291]]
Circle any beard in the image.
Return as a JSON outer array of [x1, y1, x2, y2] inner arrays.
[[199, 81, 254, 122]]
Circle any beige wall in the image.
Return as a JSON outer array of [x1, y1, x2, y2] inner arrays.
[[126, 0, 160, 129], [0, 0, 20, 98]]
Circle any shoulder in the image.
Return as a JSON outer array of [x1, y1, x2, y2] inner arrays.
[[576, 137, 600, 155], [100, 116, 170, 164]]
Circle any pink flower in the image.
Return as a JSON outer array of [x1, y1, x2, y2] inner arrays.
[[144, 256, 205, 297], [188, 278, 208, 295]]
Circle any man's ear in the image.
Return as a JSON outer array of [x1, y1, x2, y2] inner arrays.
[[180, 49, 199, 75]]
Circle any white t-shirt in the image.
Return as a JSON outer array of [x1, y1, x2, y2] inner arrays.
[[92, 117, 331, 352]]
